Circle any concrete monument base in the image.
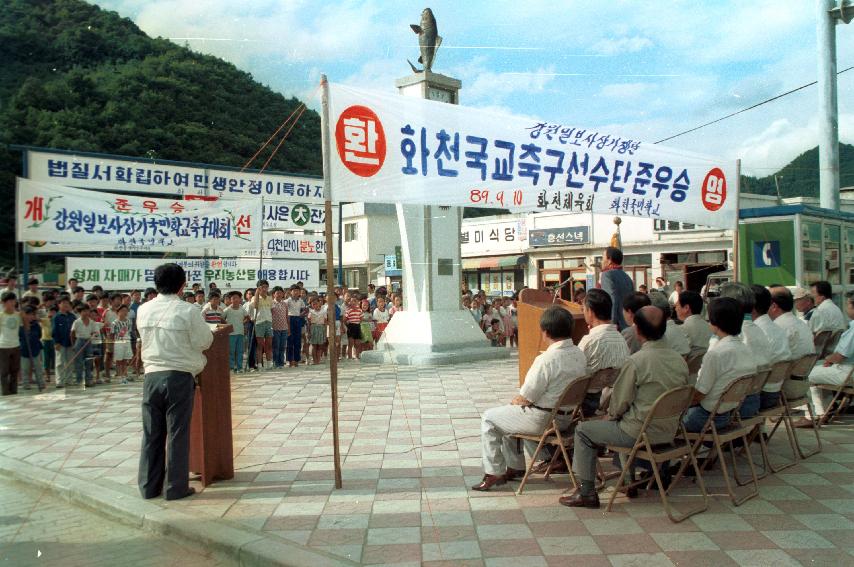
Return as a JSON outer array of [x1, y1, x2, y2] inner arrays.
[[360, 311, 510, 366]]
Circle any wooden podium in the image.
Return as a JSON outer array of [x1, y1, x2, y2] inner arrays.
[[189, 325, 234, 486], [517, 288, 587, 385]]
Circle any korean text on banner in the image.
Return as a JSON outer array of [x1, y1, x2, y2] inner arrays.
[[327, 83, 737, 229], [65, 257, 320, 291], [16, 179, 261, 249], [26, 150, 324, 203]]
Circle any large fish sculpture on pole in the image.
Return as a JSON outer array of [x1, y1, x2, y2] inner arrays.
[[408, 8, 442, 73]]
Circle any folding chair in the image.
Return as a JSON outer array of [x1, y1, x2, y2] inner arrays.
[[510, 375, 592, 494], [813, 331, 833, 361], [588, 367, 621, 414], [751, 360, 799, 475], [683, 374, 759, 506], [814, 366, 854, 425], [605, 385, 709, 523], [732, 367, 771, 485], [685, 348, 707, 383], [821, 328, 844, 360], [778, 353, 822, 458]]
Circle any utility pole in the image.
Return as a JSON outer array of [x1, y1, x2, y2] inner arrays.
[[818, 0, 852, 210]]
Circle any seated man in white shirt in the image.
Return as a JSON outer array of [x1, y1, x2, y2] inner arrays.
[[808, 280, 847, 335], [472, 307, 587, 491], [751, 285, 792, 409], [769, 286, 815, 361], [676, 290, 712, 354], [683, 297, 757, 432], [717, 282, 773, 418], [795, 292, 854, 427], [649, 291, 690, 356]]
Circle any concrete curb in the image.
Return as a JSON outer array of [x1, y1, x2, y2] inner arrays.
[[0, 455, 358, 567]]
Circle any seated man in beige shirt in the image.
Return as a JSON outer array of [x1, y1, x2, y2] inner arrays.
[[561, 306, 689, 508], [675, 290, 711, 354]]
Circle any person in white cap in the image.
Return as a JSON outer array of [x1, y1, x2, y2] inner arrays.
[[792, 287, 816, 323]]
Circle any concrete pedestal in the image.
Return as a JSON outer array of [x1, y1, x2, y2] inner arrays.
[[361, 72, 509, 366]]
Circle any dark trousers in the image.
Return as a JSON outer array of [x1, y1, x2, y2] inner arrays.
[[138, 370, 195, 500], [0, 347, 20, 395], [286, 316, 303, 362], [246, 322, 257, 369]]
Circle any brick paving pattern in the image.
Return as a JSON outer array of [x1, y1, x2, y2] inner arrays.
[[2, 354, 854, 566], [0, 480, 234, 566]]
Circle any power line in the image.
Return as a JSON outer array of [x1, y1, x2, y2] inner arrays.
[[654, 65, 854, 145]]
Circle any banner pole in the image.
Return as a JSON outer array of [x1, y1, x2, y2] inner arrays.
[[320, 74, 342, 489], [733, 159, 741, 282]]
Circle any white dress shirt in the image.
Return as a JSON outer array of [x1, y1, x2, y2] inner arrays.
[[137, 294, 213, 376], [754, 314, 790, 364], [809, 299, 848, 334], [773, 311, 816, 360], [665, 320, 691, 356], [519, 339, 587, 409], [708, 318, 773, 372], [696, 335, 757, 413], [578, 323, 630, 374]]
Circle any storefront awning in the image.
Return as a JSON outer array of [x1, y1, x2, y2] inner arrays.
[[462, 255, 527, 270]]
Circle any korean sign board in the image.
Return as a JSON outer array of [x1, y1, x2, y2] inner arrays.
[[26, 149, 324, 204], [17, 179, 260, 250], [460, 219, 527, 256], [529, 226, 590, 247], [237, 234, 335, 259], [327, 83, 737, 229], [66, 257, 320, 291]]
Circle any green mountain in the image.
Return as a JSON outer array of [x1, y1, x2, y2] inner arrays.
[[0, 0, 322, 267], [741, 143, 854, 198]]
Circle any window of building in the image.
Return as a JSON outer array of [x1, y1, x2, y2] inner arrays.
[[344, 222, 358, 242]]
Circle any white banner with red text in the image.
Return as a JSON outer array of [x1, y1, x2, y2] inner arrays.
[[16, 179, 261, 250], [326, 82, 737, 229]]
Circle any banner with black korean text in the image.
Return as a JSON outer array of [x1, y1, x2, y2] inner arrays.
[[326, 83, 737, 229], [65, 257, 320, 291]]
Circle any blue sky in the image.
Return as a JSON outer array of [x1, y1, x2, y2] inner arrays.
[[94, 0, 854, 178]]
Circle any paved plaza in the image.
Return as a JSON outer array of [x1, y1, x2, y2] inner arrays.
[[2, 354, 854, 566]]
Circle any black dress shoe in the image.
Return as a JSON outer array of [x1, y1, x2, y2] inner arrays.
[[165, 487, 196, 501], [503, 467, 525, 482], [558, 490, 600, 509], [471, 474, 506, 492]]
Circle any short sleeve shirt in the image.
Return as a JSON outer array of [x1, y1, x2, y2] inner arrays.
[[519, 339, 587, 408], [696, 335, 757, 413]]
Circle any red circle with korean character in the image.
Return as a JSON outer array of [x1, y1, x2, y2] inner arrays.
[[701, 167, 727, 211], [335, 105, 386, 177]]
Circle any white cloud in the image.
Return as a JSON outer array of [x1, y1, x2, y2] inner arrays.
[[591, 35, 653, 56], [600, 82, 652, 100]]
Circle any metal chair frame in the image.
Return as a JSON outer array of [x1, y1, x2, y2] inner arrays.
[[771, 354, 822, 459], [604, 385, 709, 523], [509, 375, 592, 494]]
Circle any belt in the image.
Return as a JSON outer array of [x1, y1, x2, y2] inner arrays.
[[531, 404, 573, 416]]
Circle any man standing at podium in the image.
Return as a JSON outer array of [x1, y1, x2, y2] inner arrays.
[[137, 263, 213, 500]]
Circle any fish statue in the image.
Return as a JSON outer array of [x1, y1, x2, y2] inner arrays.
[[408, 8, 442, 73]]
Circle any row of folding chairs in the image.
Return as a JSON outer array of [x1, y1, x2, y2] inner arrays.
[[510, 353, 825, 524]]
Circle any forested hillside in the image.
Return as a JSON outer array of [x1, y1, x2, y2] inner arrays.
[[740, 143, 854, 198], [0, 0, 321, 266]]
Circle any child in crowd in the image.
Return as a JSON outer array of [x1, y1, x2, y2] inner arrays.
[[71, 305, 99, 386], [52, 298, 76, 388], [19, 305, 45, 392], [271, 287, 289, 368], [485, 318, 504, 347], [308, 297, 328, 364], [102, 293, 122, 383], [372, 296, 390, 342], [108, 305, 131, 383], [0, 292, 21, 395], [389, 294, 403, 318], [85, 295, 103, 383], [285, 286, 306, 367], [340, 292, 351, 360], [345, 296, 363, 359], [359, 298, 374, 352], [202, 291, 224, 324], [499, 298, 515, 347], [42, 304, 57, 382], [223, 292, 248, 373]]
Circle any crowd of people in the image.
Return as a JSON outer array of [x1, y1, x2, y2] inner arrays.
[[473, 246, 853, 510], [0, 276, 413, 395]]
